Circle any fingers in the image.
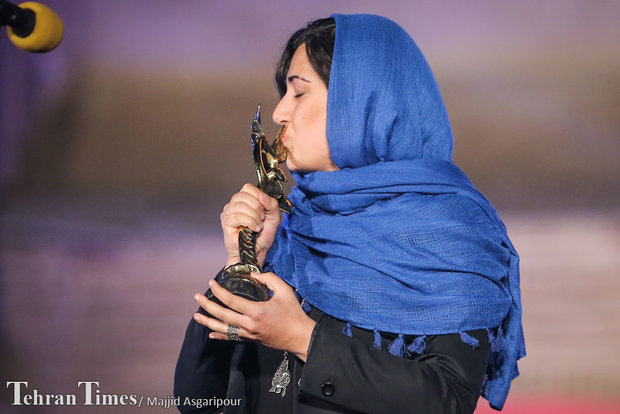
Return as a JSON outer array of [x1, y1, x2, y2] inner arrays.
[[258, 191, 280, 217], [221, 184, 279, 233], [222, 192, 265, 231], [251, 271, 287, 294], [193, 292, 250, 340], [221, 204, 263, 233], [239, 183, 265, 199], [191, 273, 308, 351], [221, 184, 282, 267], [208, 331, 235, 341], [238, 183, 279, 221], [193, 309, 227, 333], [194, 292, 241, 323], [192, 311, 249, 341], [208, 280, 256, 317], [234, 186, 264, 213]]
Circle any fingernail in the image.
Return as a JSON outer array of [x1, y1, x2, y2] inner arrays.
[[260, 211, 266, 220], [193, 313, 200, 321], [208, 280, 213, 288], [194, 294, 200, 302]]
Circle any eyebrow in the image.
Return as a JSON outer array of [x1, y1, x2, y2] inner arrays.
[[287, 75, 311, 83]]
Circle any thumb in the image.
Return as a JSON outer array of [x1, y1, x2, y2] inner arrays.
[[258, 192, 280, 220], [252, 271, 285, 293]]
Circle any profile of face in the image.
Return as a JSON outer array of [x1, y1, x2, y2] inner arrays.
[[272, 44, 338, 173]]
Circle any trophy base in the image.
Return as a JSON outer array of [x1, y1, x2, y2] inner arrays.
[[206, 264, 270, 305]]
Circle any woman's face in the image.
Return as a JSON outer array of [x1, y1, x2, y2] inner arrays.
[[272, 44, 338, 173]]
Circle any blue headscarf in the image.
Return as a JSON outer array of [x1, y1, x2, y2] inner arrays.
[[265, 14, 525, 410]]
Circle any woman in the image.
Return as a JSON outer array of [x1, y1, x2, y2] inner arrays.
[[174, 14, 524, 414]]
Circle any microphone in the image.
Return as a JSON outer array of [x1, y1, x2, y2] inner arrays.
[[0, 1, 63, 52]]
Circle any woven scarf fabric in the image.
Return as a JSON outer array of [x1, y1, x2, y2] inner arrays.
[[265, 14, 524, 410]]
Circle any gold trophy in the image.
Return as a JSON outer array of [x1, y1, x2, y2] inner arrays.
[[206, 105, 291, 304]]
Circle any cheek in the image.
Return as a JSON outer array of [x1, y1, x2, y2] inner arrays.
[[288, 97, 330, 170], [304, 102, 327, 139]]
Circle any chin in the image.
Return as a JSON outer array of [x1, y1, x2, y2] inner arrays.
[[286, 160, 304, 173], [286, 158, 317, 174]]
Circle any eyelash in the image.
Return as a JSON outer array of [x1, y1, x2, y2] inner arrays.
[[294, 93, 305, 98]]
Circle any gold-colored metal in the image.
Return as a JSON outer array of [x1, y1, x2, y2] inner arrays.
[[207, 106, 291, 303], [251, 105, 292, 213]]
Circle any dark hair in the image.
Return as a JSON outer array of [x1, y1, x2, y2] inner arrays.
[[275, 18, 336, 97]]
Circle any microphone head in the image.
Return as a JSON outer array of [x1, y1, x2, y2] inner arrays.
[[7, 1, 63, 52]]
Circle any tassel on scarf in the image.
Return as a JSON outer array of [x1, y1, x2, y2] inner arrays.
[[460, 331, 480, 348], [388, 334, 406, 357], [407, 335, 426, 355], [373, 329, 382, 350], [487, 329, 496, 351], [342, 322, 352, 337], [488, 326, 505, 352]]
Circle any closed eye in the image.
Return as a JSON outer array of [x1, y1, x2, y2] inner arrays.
[[294, 93, 305, 98]]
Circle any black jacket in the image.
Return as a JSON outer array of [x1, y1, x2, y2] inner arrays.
[[174, 300, 490, 414]]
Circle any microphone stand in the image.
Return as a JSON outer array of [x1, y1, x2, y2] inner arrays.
[[0, 1, 34, 37], [0, 0, 63, 52]]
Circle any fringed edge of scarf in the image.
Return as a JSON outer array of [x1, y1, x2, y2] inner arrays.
[[407, 335, 426, 355], [370, 329, 427, 354], [487, 325, 506, 353], [460, 331, 480, 348], [387, 334, 406, 356], [301, 299, 312, 313], [373, 328, 382, 350], [337, 323, 504, 356], [312, 312, 506, 358]]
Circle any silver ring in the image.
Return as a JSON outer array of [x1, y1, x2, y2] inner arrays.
[[226, 324, 241, 341]]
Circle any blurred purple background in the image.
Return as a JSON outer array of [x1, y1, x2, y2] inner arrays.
[[1, 1, 619, 413]]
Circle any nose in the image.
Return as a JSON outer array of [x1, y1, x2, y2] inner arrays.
[[272, 95, 289, 125]]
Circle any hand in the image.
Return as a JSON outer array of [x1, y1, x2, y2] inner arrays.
[[193, 272, 316, 362], [220, 183, 281, 268]]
